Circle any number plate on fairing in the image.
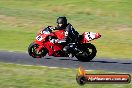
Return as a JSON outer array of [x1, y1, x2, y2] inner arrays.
[[36, 35, 43, 41]]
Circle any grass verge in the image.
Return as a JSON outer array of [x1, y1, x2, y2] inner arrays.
[[0, 62, 131, 88]]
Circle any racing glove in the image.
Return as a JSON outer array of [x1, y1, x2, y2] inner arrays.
[[50, 39, 66, 44], [50, 39, 59, 44], [47, 26, 56, 30]]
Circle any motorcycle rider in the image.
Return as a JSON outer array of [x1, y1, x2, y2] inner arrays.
[[50, 16, 79, 57]]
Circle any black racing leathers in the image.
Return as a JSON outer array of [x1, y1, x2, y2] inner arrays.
[[54, 23, 79, 43]]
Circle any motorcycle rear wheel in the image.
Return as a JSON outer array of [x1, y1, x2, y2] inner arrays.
[[75, 43, 97, 62], [28, 42, 47, 58]]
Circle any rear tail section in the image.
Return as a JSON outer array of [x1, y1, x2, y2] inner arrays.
[[79, 32, 101, 43]]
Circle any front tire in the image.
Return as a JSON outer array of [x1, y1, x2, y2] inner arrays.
[[28, 42, 47, 58], [75, 43, 97, 62]]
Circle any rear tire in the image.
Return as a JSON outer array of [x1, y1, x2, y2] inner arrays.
[[75, 43, 97, 62], [28, 42, 47, 58]]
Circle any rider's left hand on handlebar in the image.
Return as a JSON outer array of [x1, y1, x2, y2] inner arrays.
[[48, 26, 55, 30]]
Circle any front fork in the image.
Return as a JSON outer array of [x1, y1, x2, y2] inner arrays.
[[34, 41, 44, 53], [36, 45, 43, 53]]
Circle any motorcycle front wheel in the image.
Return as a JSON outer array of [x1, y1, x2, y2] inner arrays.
[[28, 42, 47, 58], [75, 43, 97, 62]]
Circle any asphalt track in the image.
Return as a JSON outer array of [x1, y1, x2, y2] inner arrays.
[[0, 51, 132, 73]]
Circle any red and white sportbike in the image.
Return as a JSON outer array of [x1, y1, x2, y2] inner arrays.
[[28, 26, 101, 62]]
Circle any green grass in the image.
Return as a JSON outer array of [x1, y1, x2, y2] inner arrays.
[[0, 0, 132, 59], [0, 62, 131, 88]]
